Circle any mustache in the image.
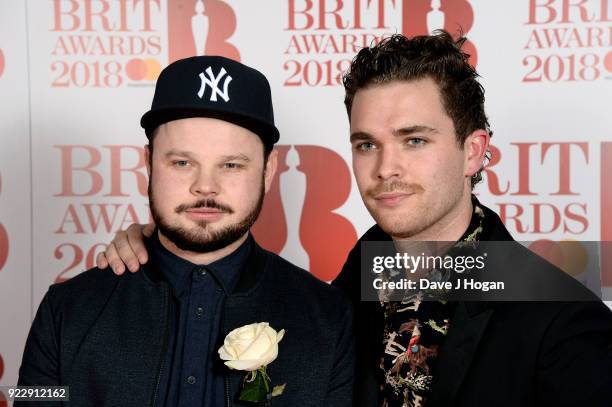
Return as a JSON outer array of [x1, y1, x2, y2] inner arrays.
[[367, 180, 424, 197], [175, 199, 234, 214]]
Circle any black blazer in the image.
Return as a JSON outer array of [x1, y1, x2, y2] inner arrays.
[[17, 240, 355, 407], [334, 203, 612, 407]]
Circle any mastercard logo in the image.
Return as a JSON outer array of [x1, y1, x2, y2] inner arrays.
[[528, 239, 589, 277], [0, 49, 5, 78], [125, 58, 161, 81]]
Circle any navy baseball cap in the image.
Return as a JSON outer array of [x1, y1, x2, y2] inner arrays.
[[141, 56, 280, 146]]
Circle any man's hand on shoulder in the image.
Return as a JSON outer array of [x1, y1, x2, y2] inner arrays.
[[95, 223, 154, 275]]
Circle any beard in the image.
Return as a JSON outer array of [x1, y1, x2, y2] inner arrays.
[[149, 176, 265, 253]]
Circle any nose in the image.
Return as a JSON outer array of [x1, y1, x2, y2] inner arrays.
[[189, 168, 220, 197], [376, 145, 403, 181]]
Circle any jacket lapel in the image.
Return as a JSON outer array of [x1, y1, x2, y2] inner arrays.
[[427, 301, 494, 407]]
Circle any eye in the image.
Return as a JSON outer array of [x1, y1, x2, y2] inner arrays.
[[223, 162, 243, 169], [406, 138, 426, 147], [173, 160, 191, 168], [354, 142, 377, 152]]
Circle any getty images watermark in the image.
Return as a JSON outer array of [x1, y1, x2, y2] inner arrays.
[[360, 241, 609, 302]]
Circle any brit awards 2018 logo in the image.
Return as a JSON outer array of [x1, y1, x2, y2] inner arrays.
[[523, 0, 611, 82], [49, 0, 163, 87], [167, 0, 240, 63], [283, 0, 477, 87]]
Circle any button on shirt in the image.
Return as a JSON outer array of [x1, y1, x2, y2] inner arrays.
[[152, 233, 252, 407]]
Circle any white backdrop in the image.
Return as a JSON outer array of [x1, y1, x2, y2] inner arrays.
[[1, 0, 611, 401]]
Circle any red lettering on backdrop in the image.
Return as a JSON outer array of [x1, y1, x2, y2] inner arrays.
[[252, 145, 356, 281], [317, 0, 349, 30], [527, 0, 558, 24], [541, 142, 588, 195], [104, 145, 147, 197], [252, 146, 290, 254], [498, 203, 528, 234], [83, 0, 113, 32], [287, 0, 391, 30], [511, 142, 538, 196], [287, 0, 315, 30], [51, 0, 160, 32], [527, 0, 609, 24], [55, 145, 147, 197], [531, 203, 561, 233], [55, 145, 103, 196], [602, 142, 612, 286], [295, 145, 357, 281], [401, 0, 477, 66], [52, 0, 79, 31], [167, 0, 240, 64], [482, 145, 511, 195]]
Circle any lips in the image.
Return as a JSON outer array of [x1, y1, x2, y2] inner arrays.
[[372, 192, 413, 207], [184, 207, 226, 220]]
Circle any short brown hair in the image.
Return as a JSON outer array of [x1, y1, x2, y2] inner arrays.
[[343, 30, 492, 187]]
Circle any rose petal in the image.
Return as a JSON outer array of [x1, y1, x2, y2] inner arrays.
[[225, 359, 263, 371], [218, 346, 235, 361], [240, 327, 273, 360], [258, 341, 279, 366]]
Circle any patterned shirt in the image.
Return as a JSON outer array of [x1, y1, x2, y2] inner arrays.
[[379, 201, 485, 407]]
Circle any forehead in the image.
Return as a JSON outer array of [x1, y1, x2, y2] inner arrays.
[[349, 78, 450, 133], [153, 117, 264, 155]]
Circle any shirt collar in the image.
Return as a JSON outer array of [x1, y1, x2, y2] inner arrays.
[[150, 231, 252, 298]]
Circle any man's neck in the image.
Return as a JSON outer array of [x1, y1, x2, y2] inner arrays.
[[157, 231, 249, 265]]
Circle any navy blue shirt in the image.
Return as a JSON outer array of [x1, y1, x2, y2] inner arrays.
[[152, 233, 252, 407]]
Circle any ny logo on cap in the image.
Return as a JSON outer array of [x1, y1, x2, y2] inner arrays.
[[197, 66, 232, 102]]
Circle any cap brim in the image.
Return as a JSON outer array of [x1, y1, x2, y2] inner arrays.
[[141, 106, 280, 145]]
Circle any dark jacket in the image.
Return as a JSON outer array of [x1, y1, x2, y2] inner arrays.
[[18, 240, 355, 407], [334, 203, 612, 407]]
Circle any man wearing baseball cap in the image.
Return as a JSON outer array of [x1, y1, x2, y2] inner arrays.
[[17, 56, 354, 407]]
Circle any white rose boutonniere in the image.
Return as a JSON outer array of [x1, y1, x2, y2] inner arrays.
[[218, 322, 286, 403]]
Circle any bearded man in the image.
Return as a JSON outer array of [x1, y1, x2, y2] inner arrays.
[[17, 56, 354, 407]]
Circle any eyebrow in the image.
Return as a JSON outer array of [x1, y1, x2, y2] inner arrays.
[[220, 154, 251, 162], [165, 149, 196, 159], [350, 125, 438, 143], [393, 125, 438, 137], [164, 150, 251, 162]]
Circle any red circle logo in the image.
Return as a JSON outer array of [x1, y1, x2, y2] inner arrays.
[[528, 240, 588, 276], [126, 58, 161, 81]]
